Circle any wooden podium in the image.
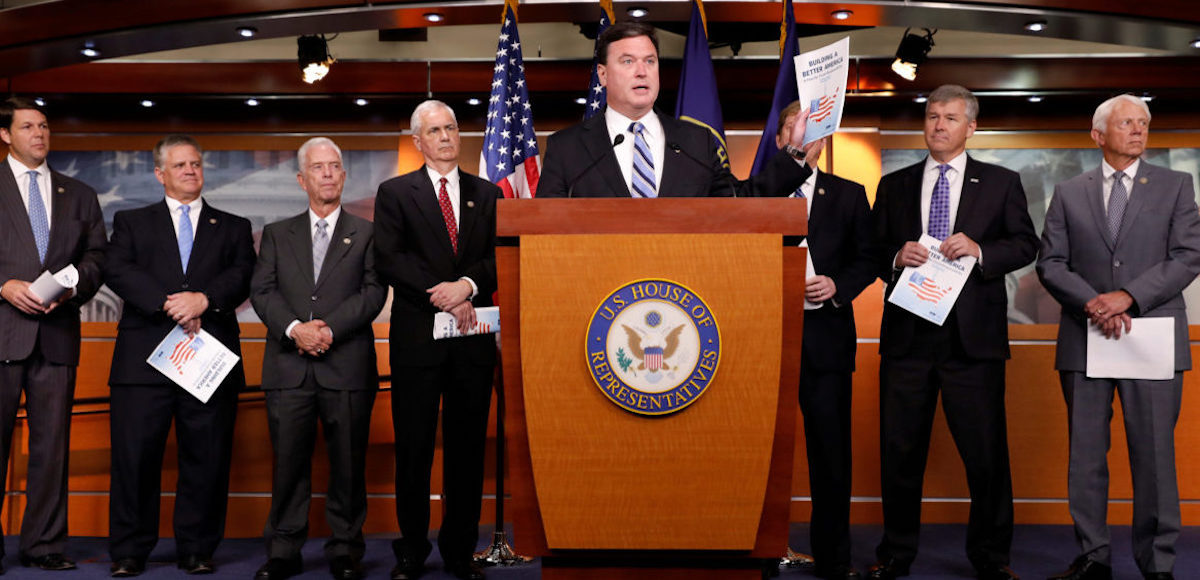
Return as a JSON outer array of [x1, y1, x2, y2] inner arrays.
[[496, 198, 808, 579]]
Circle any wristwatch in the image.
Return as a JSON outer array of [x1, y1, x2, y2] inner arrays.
[[783, 144, 805, 160]]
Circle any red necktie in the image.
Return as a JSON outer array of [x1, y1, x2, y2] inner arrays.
[[438, 177, 458, 254]]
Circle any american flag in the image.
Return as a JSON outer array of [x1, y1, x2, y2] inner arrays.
[[809, 88, 839, 123], [644, 346, 664, 371], [583, 0, 615, 119], [480, 0, 540, 198], [906, 272, 951, 303], [169, 334, 204, 373]]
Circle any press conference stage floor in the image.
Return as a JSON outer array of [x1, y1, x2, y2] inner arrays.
[[1, 524, 1195, 578]]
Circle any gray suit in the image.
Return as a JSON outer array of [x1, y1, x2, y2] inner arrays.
[[250, 209, 386, 561], [1036, 160, 1200, 575], [0, 160, 105, 559]]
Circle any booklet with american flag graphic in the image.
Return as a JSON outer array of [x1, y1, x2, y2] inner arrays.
[[886, 234, 974, 326], [146, 326, 239, 403], [793, 36, 849, 146]]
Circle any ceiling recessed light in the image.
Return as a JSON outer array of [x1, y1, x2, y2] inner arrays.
[[237, 26, 257, 38], [467, 98, 482, 106], [831, 10, 853, 21], [1024, 20, 1047, 32], [424, 13, 444, 23], [627, 7, 648, 18], [914, 95, 928, 104], [354, 98, 368, 106], [80, 45, 100, 58], [33, 98, 45, 107], [245, 98, 260, 107], [1191, 37, 1200, 49], [1141, 94, 1154, 102], [575, 97, 588, 105], [140, 100, 154, 108], [1027, 96, 1043, 103]]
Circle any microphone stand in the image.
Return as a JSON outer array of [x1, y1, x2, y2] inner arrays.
[[474, 344, 533, 566]]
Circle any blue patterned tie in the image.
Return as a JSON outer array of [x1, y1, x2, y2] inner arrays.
[[1108, 171, 1128, 243], [629, 122, 657, 198], [26, 170, 49, 264], [178, 204, 193, 271], [928, 164, 951, 240]]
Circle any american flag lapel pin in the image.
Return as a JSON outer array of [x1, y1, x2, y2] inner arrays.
[[969, 177, 980, 183]]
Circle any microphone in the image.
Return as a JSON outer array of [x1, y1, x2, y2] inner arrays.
[[667, 141, 737, 197], [567, 134, 624, 198]]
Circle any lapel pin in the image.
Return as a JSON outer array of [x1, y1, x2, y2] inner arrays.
[[969, 177, 980, 183], [817, 188, 826, 196], [209, 218, 217, 224], [57, 187, 65, 193], [1139, 177, 1148, 184], [342, 237, 351, 245], [467, 200, 475, 208]]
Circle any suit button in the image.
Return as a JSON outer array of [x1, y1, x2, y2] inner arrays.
[[1113, 260, 1121, 268], [311, 296, 317, 301]]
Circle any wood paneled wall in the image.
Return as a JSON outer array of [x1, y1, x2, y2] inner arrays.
[[6, 127, 1200, 540]]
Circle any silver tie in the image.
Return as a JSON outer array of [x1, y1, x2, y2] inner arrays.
[[313, 219, 329, 281]]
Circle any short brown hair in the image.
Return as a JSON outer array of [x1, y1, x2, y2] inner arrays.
[[596, 21, 659, 65], [0, 96, 45, 132]]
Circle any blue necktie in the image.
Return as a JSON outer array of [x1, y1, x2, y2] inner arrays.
[[929, 164, 951, 240], [178, 204, 193, 271], [1108, 171, 1128, 243], [26, 170, 49, 264], [629, 122, 657, 198]]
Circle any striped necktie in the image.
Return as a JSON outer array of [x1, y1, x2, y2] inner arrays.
[[629, 122, 657, 198]]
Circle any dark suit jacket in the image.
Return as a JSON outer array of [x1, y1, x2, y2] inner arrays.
[[0, 162, 105, 365], [251, 210, 386, 390], [374, 166, 499, 367], [105, 199, 255, 385], [802, 171, 877, 373], [536, 110, 811, 198], [1037, 161, 1200, 371], [873, 156, 1037, 360]]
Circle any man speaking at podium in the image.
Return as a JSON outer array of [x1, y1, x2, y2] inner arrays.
[[537, 22, 813, 198]]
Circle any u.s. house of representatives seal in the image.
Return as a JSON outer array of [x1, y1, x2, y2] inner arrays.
[[585, 279, 721, 416]]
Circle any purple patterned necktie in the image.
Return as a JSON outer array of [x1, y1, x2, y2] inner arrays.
[[1108, 171, 1127, 243], [929, 163, 951, 240]]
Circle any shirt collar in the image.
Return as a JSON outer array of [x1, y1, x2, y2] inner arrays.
[[924, 151, 968, 176], [425, 165, 460, 190], [164, 195, 203, 214], [605, 107, 661, 141], [1102, 158, 1140, 181], [7, 155, 47, 181], [309, 205, 341, 231]]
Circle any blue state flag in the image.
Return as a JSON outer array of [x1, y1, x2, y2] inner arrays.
[[674, 0, 728, 169], [583, 0, 615, 119], [749, 0, 798, 176]]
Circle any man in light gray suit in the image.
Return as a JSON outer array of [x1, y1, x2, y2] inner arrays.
[[1037, 94, 1200, 580], [250, 137, 386, 580]]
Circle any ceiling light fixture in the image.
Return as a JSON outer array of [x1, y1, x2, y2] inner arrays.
[[467, 98, 482, 106], [33, 98, 45, 107], [1141, 93, 1154, 102], [141, 100, 154, 108], [1192, 37, 1200, 49], [831, 10, 853, 21], [1027, 95, 1043, 103], [246, 98, 260, 107], [80, 43, 100, 58], [627, 7, 649, 18], [424, 13, 445, 23], [237, 26, 258, 38], [891, 28, 936, 81], [297, 34, 335, 84], [1024, 20, 1047, 32], [914, 95, 928, 104], [354, 98, 368, 106], [574, 97, 587, 105]]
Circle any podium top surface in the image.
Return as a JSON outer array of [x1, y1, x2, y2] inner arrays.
[[497, 198, 807, 237]]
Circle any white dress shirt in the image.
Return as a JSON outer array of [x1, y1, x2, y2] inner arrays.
[[164, 195, 203, 238], [605, 108, 665, 195], [1101, 158, 1140, 207], [920, 152, 968, 236], [8, 154, 52, 224]]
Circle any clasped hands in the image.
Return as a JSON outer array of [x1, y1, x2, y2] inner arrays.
[[292, 320, 333, 357], [1084, 290, 1133, 339], [427, 280, 476, 334], [895, 233, 981, 269], [0, 279, 73, 315], [164, 291, 208, 336]]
